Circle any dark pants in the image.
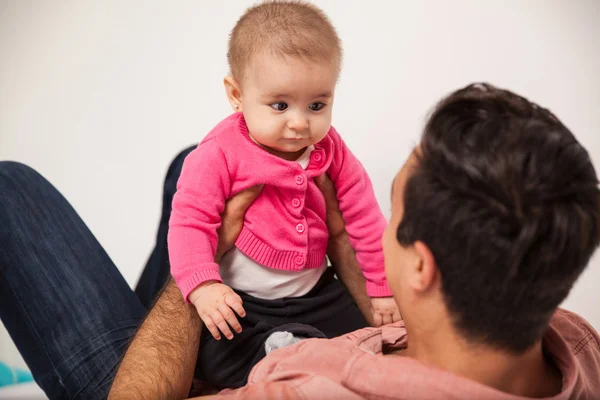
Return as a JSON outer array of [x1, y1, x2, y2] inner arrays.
[[0, 147, 367, 399], [198, 268, 367, 389]]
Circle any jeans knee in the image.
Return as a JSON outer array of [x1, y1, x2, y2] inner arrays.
[[163, 145, 197, 198], [0, 161, 39, 182], [0, 162, 44, 200], [167, 145, 196, 176]]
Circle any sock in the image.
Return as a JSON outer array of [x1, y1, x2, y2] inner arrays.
[[264, 331, 304, 354]]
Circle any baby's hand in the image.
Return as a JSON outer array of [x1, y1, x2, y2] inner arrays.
[[370, 297, 402, 327], [188, 281, 246, 340]]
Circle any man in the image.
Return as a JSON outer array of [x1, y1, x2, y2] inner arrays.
[[110, 83, 600, 399]]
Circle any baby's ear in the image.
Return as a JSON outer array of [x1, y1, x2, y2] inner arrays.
[[224, 76, 243, 112]]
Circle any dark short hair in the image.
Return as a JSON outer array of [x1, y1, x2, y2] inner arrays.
[[397, 83, 600, 353]]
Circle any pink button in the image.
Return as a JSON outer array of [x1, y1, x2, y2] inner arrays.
[[295, 175, 304, 185], [294, 255, 304, 266], [312, 152, 322, 162], [296, 223, 305, 233], [292, 198, 301, 208]]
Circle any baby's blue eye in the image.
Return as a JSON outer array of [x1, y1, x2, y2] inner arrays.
[[270, 102, 288, 111], [309, 102, 326, 111]]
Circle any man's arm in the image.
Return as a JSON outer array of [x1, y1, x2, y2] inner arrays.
[[328, 230, 375, 326], [315, 174, 375, 326], [109, 185, 263, 399], [108, 278, 201, 400]]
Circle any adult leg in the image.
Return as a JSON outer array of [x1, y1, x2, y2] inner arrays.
[[0, 162, 146, 400], [135, 145, 196, 309]]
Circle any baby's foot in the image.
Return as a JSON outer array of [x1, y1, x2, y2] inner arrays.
[[264, 331, 303, 354]]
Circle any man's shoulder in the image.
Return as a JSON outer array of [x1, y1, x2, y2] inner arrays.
[[551, 308, 600, 353], [549, 308, 600, 394]]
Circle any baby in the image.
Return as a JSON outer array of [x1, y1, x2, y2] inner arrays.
[[168, 0, 400, 389]]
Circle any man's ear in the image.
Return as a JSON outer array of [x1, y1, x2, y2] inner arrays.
[[410, 241, 438, 293], [224, 76, 243, 112]]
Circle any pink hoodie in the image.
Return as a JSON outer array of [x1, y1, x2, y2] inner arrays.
[[169, 113, 391, 300], [212, 308, 600, 399]]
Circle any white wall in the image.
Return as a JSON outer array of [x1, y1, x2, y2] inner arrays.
[[1, 0, 599, 368]]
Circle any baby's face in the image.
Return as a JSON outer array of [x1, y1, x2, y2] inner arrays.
[[239, 53, 338, 160]]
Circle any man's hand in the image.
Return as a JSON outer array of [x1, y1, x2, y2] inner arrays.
[[314, 175, 346, 240], [191, 185, 261, 340], [215, 185, 263, 261], [188, 281, 246, 340], [371, 297, 402, 326]]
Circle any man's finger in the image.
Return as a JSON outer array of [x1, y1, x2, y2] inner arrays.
[[216, 185, 263, 261], [226, 185, 263, 216], [315, 174, 337, 203], [315, 174, 346, 238]]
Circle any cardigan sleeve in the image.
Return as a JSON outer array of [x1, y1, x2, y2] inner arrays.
[[327, 130, 392, 297], [168, 138, 231, 301]]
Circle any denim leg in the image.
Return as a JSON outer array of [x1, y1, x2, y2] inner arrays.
[[135, 145, 196, 309], [0, 162, 146, 399]]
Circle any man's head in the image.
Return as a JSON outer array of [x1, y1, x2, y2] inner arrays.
[[223, 1, 342, 160], [383, 83, 600, 353]]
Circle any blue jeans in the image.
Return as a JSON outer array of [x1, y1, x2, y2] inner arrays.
[[0, 146, 194, 399], [0, 161, 146, 399]]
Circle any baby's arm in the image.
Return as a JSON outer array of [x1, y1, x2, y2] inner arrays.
[[169, 139, 250, 339], [168, 138, 231, 301], [326, 129, 392, 298]]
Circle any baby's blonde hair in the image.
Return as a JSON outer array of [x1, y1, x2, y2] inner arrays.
[[227, 0, 342, 83]]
